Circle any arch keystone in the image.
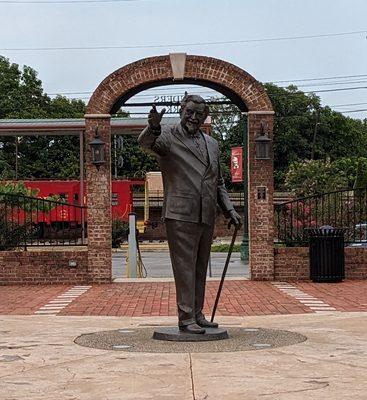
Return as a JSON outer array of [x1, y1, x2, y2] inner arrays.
[[169, 53, 187, 80]]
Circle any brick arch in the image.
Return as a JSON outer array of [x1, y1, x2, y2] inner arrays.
[[85, 54, 275, 283], [87, 55, 273, 114]]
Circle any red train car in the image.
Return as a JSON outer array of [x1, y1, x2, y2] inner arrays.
[[22, 180, 83, 228], [1, 179, 144, 242], [21, 179, 144, 223], [1, 179, 143, 233]]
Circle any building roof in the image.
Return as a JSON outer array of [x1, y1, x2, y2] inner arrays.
[[0, 117, 182, 136]]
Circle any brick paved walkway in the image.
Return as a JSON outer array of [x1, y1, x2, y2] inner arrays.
[[297, 281, 367, 312], [1, 280, 366, 317], [0, 285, 69, 315]]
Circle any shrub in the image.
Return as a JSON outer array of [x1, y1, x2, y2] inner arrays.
[[0, 209, 28, 250], [112, 219, 129, 248]]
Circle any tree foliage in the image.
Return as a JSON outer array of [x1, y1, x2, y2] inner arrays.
[[112, 134, 159, 179], [208, 85, 367, 192], [0, 56, 85, 180], [209, 102, 242, 191], [284, 157, 367, 197], [0, 181, 59, 205], [265, 83, 367, 189]]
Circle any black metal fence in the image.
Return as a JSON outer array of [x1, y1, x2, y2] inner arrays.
[[0, 192, 87, 250], [275, 188, 367, 246], [133, 191, 248, 207], [133, 191, 293, 208]]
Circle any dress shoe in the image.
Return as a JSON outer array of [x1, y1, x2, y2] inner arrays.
[[179, 323, 206, 334], [196, 317, 218, 328]]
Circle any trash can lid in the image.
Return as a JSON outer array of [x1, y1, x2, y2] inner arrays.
[[319, 225, 334, 230], [306, 226, 346, 237]]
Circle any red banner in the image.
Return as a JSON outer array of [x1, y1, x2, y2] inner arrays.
[[231, 147, 243, 183]]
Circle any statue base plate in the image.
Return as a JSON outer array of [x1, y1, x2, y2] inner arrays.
[[153, 326, 229, 342]]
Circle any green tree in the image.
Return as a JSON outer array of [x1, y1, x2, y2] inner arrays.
[[265, 83, 367, 189], [0, 56, 87, 179], [0, 57, 50, 119], [210, 102, 243, 190], [0, 181, 59, 250], [48, 95, 86, 118], [113, 134, 159, 179], [284, 157, 367, 197], [353, 158, 367, 189]]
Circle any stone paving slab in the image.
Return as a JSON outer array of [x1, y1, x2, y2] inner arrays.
[[0, 313, 366, 399]]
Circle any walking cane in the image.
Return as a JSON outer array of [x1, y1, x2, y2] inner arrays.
[[210, 225, 239, 322]]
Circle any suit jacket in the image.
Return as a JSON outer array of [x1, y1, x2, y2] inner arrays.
[[138, 122, 234, 226]]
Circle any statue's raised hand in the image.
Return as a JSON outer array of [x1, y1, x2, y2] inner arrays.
[[148, 104, 166, 130]]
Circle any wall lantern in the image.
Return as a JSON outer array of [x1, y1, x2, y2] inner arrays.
[[255, 122, 271, 160], [89, 126, 106, 168]]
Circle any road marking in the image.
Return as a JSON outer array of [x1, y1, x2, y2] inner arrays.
[[34, 285, 91, 316], [271, 282, 337, 313]]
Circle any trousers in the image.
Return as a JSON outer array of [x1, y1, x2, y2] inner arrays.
[[165, 218, 214, 325]]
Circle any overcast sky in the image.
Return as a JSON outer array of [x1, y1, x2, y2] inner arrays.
[[0, 0, 366, 118]]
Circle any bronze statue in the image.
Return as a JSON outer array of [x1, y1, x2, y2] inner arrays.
[[138, 95, 241, 334]]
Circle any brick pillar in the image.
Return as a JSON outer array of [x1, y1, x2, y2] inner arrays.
[[85, 115, 112, 283], [248, 112, 275, 280]]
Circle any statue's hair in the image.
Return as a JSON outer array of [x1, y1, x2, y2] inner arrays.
[[180, 94, 209, 115]]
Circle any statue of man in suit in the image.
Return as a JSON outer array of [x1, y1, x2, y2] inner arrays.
[[138, 95, 241, 334]]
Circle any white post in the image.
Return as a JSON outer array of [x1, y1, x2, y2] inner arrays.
[[127, 213, 137, 278]]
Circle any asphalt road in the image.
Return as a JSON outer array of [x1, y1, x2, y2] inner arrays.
[[112, 251, 248, 279]]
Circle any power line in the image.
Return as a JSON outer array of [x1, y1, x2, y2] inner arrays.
[[339, 109, 367, 114], [1, 29, 366, 51], [0, 0, 146, 3], [47, 73, 367, 97], [304, 86, 367, 94], [270, 73, 367, 84], [125, 109, 366, 118], [52, 85, 367, 100], [48, 87, 214, 96], [330, 102, 367, 108], [281, 79, 367, 88]]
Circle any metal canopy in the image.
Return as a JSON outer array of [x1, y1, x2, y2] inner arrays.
[[0, 117, 181, 136]]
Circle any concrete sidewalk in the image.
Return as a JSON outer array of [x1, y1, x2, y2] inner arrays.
[[1, 312, 366, 399]]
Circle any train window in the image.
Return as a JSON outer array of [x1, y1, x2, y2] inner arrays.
[[73, 194, 79, 201], [112, 193, 118, 206]]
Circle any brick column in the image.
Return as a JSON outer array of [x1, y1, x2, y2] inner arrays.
[[248, 112, 275, 280], [85, 115, 112, 283]]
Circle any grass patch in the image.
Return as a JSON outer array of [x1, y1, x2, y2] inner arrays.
[[211, 244, 241, 252]]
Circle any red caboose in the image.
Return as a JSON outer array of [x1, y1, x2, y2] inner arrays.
[[1, 179, 144, 241], [22, 179, 144, 226]]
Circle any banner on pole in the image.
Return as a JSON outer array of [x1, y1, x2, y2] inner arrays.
[[231, 147, 243, 182]]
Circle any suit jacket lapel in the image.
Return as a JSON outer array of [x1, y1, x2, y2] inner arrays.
[[173, 123, 207, 166], [202, 132, 213, 168]]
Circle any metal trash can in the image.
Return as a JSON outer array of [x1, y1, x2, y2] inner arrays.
[[308, 226, 345, 282]]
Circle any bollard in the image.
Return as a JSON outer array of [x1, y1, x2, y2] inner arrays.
[[127, 213, 137, 278]]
